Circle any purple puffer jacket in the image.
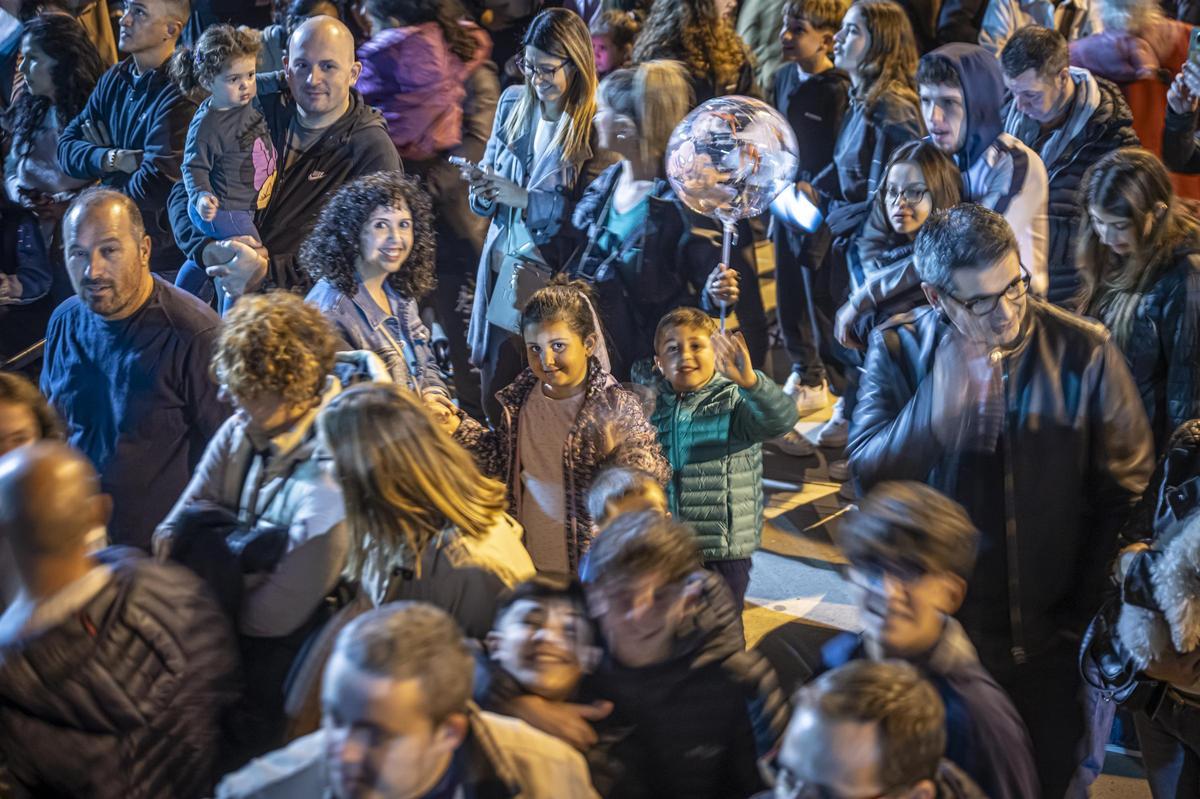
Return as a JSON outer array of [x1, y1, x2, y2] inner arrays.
[[356, 21, 490, 161]]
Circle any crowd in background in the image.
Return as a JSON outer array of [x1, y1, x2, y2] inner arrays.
[[2, 0, 1200, 796]]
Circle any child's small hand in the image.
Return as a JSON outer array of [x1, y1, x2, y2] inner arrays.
[[424, 392, 461, 436], [195, 192, 220, 222], [711, 330, 757, 389]]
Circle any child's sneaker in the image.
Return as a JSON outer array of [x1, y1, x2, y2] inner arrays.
[[815, 397, 849, 448], [773, 426, 817, 457], [782, 373, 828, 415]]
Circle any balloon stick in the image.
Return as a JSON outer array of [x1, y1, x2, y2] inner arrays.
[[720, 221, 733, 333]]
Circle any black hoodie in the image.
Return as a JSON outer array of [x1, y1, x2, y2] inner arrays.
[[168, 73, 401, 293]]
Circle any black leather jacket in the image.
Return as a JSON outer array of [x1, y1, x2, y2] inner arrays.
[[849, 300, 1154, 667]]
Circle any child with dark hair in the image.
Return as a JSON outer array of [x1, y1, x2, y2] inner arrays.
[[644, 307, 798, 606], [769, 0, 851, 448], [590, 9, 639, 77], [837, 140, 962, 350], [429, 279, 670, 577], [170, 23, 278, 302], [820, 480, 1040, 799], [579, 510, 790, 799], [790, 0, 925, 461]]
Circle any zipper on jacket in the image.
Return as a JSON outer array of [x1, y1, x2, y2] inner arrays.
[[1000, 356, 1027, 665]]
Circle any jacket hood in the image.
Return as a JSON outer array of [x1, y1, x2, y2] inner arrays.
[[926, 43, 1005, 169]]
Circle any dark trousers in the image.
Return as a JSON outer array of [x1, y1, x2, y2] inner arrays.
[[1136, 693, 1200, 799], [774, 233, 827, 386], [727, 235, 769, 369], [986, 643, 1109, 798], [480, 325, 525, 427], [705, 558, 752, 609]]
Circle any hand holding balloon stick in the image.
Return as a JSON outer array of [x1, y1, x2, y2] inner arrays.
[[665, 96, 800, 333]]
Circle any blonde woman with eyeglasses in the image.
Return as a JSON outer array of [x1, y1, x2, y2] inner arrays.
[[318, 382, 535, 638], [459, 7, 615, 426]]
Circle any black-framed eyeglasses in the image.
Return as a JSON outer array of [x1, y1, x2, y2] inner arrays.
[[943, 271, 1030, 317], [883, 184, 929, 207], [517, 56, 569, 81]]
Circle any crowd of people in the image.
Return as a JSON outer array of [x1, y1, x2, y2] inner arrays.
[[2, 0, 1200, 795]]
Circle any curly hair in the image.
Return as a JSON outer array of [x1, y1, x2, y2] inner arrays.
[[631, 0, 751, 97], [168, 23, 262, 98], [9, 14, 106, 159], [298, 170, 436, 301], [211, 291, 339, 404]]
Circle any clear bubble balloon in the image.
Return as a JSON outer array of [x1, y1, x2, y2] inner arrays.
[[665, 96, 799, 228]]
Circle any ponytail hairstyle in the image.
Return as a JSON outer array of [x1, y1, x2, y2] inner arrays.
[[9, 13, 105, 157], [521, 275, 600, 344], [872, 140, 962, 229], [599, 59, 694, 172], [1079, 147, 1200, 346], [847, 0, 919, 111], [631, 0, 750, 97], [362, 0, 477, 62], [505, 8, 599, 163], [168, 23, 262, 99]]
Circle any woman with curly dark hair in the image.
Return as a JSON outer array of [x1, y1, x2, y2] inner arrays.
[[4, 14, 104, 224], [630, 0, 757, 102], [302, 171, 449, 397]]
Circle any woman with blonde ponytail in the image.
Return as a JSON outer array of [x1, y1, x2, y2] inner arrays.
[[318, 382, 534, 636], [566, 60, 741, 379], [462, 7, 613, 425]]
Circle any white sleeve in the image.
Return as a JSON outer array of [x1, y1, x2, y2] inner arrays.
[[978, 141, 1050, 297], [979, 0, 1017, 56]]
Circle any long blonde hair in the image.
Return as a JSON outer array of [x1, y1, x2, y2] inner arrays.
[[505, 8, 598, 163], [599, 60, 694, 173], [318, 383, 510, 580]]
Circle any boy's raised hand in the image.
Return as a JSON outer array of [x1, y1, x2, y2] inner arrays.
[[711, 330, 757, 389]]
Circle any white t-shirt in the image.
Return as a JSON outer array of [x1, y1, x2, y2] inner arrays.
[[517, 387, 585, 576]]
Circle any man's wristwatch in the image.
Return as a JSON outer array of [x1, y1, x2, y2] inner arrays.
[[104, 149, 119, 172]]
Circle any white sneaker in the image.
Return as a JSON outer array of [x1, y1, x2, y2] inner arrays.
[[773, 427, 817, 457], [827, 457, 850, 482], [815, 398, 849, 448], [782, 373, 828, 415]]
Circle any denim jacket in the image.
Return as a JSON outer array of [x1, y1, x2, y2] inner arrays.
[[306, 276, 448, 396]]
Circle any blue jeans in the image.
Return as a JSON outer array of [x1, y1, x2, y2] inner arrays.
[[176, 203, 261, 306], [1136, 693, 1200, 799]]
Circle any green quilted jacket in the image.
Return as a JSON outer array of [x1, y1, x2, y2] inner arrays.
[[648, 371, 799, 561]]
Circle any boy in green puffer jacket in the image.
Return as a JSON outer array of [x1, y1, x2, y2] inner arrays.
[[645, 308, 800, 607]]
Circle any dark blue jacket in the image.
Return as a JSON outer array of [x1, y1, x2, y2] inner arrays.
[[57, 58, 196, 272], [822, 621, 1041, 799]]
